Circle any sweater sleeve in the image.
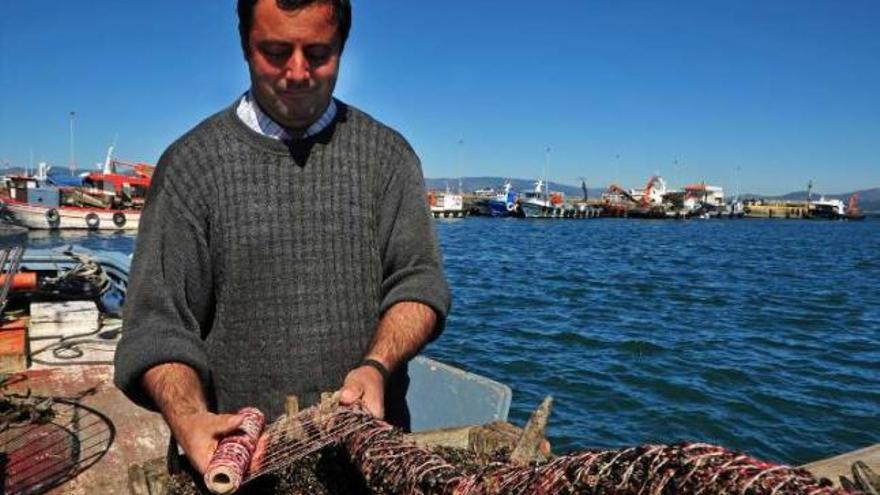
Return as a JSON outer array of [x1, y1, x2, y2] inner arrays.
[[377, 142, 451, 329], [113, 149, 215, 411]]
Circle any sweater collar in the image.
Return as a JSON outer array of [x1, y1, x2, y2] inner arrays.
[[235, 90, 338, 141]]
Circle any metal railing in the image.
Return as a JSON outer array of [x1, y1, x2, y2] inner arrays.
[[0, 225, 28, 313]]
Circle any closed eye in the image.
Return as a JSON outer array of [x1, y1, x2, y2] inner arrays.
[[305, 45, 333, 66], [258, 42, 292, 61]]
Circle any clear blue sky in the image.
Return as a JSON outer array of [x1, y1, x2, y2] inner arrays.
[[1, 1, 878, 195]]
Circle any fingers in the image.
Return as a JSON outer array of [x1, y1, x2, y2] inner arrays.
[[338, 380, 364, 405], [340, 367, 385, 419], [185, 413, 247, 474], [540, 439, 552, 456], [362, 391, 385, 419], [248, 433, 268, 472]]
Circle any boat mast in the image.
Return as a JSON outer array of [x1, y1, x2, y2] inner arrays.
[[68, 111, 76, 175], [457, 138, 464, 195], [543, 146, 551, 203], [735, 166, 740, 202]]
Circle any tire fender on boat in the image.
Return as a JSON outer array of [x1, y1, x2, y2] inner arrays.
[[45, 208, 61, 227], [85, 212, 100, 230], [113, 212, 126, 228]]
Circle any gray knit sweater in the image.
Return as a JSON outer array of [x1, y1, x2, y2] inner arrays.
[[114, 100, 450, 422]]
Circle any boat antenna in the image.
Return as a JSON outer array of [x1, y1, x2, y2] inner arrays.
[[28, 148, 34, 177], [68, 111, 76, 175], [807, 179, 813, 205]]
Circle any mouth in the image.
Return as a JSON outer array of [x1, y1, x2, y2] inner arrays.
[[278, 89, 314, 98]]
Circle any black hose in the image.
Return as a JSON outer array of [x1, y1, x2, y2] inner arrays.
[[28, 323, 120, 367]]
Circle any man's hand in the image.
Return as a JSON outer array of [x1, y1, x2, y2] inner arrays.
[[141, 363, 244, 475], [338, 365, 385, 418], [168, 411, 244, 474]]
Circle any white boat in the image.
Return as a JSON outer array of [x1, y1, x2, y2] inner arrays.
[[428, 186, 466, 218], [809, 197, 847, 219], [805, 180, 850, 220], [0, 159, 146, 231], [1, 200, 140, 230], [519, 180, 566, 218]]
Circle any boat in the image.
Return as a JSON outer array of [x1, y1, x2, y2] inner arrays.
[[805, 191, 865, 221], [0, 152, 152, 231], [518, 180, 567, 218], [428, 185, 466, 218], [486, 181, 518, 217], [600, 177, 671, 218], [472, 181, 519, 217], [808, 196, 848, 220], [0, 199, 142, 231], [802, 180, 865, 220], [0, 239, 511, 493], [721, 199, 745, 218]]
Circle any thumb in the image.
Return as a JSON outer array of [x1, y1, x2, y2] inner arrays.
[[338, 382, 363, 405], [213, 413, 245, 437]]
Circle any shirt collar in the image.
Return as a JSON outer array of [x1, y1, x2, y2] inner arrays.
[[236, 90, 337, 141]]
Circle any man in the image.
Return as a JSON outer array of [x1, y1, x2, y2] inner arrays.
[[114, 0, 450, 475]]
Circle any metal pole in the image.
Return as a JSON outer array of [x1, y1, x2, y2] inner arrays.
[[69, 111, 76, 175], [457, 138, 464, 194]]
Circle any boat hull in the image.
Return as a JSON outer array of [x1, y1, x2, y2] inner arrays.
[[486, 198, 515, 217], [1, 201, 140, 231], [520, 201, 566, 218]]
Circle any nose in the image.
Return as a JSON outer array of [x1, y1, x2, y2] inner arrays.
[[284, 51, 310, 87]]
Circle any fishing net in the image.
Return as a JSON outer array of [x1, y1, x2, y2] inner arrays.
[[167, 406, 863, 495]]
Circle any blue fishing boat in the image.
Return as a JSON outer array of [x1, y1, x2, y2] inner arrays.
[[484, 181, 519, 217]]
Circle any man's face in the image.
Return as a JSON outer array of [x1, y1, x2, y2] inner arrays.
[[246, 0, 341, 133]]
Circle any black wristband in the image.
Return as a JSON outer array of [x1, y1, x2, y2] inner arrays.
[[358, 359, 390, 383]]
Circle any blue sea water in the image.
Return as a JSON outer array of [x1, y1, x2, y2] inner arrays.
[[25, 217, 880, 465]]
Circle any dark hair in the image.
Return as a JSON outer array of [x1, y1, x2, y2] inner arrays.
[[237, 0, 352, 56]]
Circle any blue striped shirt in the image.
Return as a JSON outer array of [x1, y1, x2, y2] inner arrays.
[[235, 91, 338, 141]]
